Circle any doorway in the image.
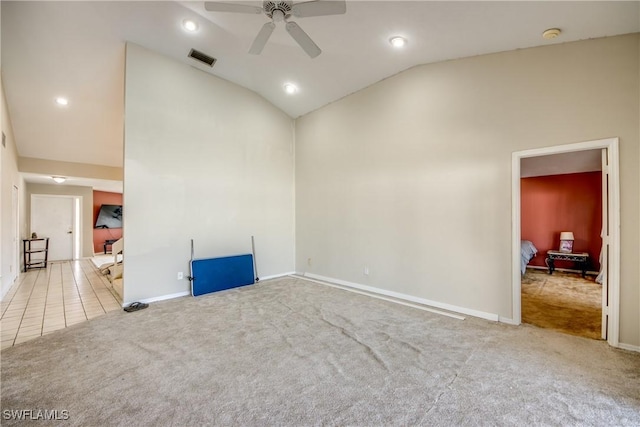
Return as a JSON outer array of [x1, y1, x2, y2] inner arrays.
[[12, 185, 19, 282], [30, 195, 81, 261], [512, 138, 620, 347], [520, 153, 603, 339]]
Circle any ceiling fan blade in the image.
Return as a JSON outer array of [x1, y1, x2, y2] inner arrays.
[[291, 0, 346, 18], [249, 22, 276, 55], [204, 2, 263, 14], [285, 21, 321, 58]]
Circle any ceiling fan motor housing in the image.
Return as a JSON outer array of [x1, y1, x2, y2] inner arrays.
[[264, 0, 292, 20]]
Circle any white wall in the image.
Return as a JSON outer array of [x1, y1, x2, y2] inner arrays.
[[123, 43, 295, 303], [1, 74, 26, 299], [295, 34, 640, 347]]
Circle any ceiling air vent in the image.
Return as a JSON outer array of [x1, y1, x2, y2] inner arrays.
[[188, 49, 216, 67]]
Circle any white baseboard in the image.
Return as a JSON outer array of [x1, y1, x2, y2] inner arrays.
[[616, 342, 640, 353], [259, 271, 296, 281], [1, 282, 9, 302], [297, 272, 505, 323], [124, 290, 191, 307], [294, 274, 464, 320], [1, 276, 19, 302], [498, 316, 520, 325], [123, 271, 297, 307]]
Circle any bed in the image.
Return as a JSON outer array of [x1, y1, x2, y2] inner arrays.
[[520, 240, 538, 275]]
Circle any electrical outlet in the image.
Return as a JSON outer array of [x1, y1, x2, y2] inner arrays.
[[177, 272, 183, 280], [307, 258, 312, 266], [364, 266, 369, 275]]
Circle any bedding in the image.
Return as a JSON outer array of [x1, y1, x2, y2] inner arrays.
[[521, 240, 538, 275]]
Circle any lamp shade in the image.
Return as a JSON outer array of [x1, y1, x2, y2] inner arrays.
[[559, 231, 574, 241]]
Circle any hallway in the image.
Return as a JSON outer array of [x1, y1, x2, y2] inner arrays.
[[0, 259, 121, 349]]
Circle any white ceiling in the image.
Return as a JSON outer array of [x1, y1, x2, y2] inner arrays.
[[520, 149, 602, 178], [21, 173, 124, 194], [2, 0, 639, 176]]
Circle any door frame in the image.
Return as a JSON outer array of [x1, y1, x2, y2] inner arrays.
[[511, 137, 620, 347], [12, 185, 19, 281], [30, 194, 82, 261]]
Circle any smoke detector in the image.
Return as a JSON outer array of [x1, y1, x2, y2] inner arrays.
[[542, 28, 561, 39]]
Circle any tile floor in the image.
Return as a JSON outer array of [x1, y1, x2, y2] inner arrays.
[[0, 259, 122, 350]]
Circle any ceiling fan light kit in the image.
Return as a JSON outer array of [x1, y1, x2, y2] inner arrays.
[[204, 0, 347, 58]]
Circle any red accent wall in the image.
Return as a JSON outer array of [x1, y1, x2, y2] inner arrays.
[[521, 172, 602, 271], [93, 191, 123, 254]]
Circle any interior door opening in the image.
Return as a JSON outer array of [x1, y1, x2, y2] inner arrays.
[[519, 152, 604, 340], [512, 138, 620, 348]]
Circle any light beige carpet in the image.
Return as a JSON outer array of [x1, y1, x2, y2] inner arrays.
[[522, 268, 601, 339], [1, 276, 638, 425]]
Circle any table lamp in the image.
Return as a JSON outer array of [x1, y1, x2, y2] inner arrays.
[[559, 231, 574, 253]]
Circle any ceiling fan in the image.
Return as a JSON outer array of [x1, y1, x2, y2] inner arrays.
[[204, 0, 346, 58]]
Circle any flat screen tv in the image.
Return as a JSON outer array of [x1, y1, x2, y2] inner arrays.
[[95, 204, 123, 229]]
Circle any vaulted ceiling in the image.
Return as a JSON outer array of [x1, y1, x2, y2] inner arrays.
[[2, 1, 639, 174]]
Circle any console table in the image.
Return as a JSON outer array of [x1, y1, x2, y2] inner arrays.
[[23, 238, 49, 272], [546, 250, 589, 278]]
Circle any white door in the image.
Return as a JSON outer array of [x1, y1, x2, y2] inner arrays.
[[31, 195, 74, 261], [600, 148, 609, 339], [12, 185, 19, 281]]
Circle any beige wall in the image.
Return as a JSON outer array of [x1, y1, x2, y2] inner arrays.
[[19, 157, 123, 181], [25, 183, 94, 258], [1, 74, 26, 299], [295, 34, 640, 347], [123, 43, 295, 304]]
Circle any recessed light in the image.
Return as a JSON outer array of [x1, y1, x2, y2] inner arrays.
[[183, 19, 199, 32], [284, 83, 298, 94], [389, 36, 407, 48], [55, 97, 69, 106], [52, 176, 66, 184], [542, 28, 561, 39]]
